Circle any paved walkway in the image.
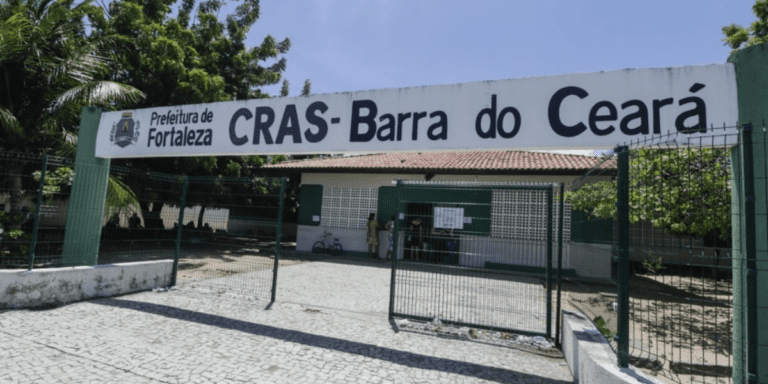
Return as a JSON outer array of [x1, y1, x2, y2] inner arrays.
[[0, 258, 573, 383]]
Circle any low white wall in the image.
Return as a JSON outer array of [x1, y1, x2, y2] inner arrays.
[[457, 235, 572, 270], [298, 226, 615, 277], [299, 225, 593, 271], [562, 311, 663, 384], [0, 261, 173, 309], [570, 242, 613, 279], [297, 225, 391, 257]]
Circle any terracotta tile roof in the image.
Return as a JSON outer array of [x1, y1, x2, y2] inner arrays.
[[263, 151, 614, 173]]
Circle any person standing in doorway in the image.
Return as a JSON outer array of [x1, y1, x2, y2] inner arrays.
[[367, 213, 380, 259], [408, 217, 424, 260]]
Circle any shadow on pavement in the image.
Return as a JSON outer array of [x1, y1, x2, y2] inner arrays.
[[93, 298, 572, 384]]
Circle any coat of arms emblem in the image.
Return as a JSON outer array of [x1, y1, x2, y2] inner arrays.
[[110, 112, 140, 148]]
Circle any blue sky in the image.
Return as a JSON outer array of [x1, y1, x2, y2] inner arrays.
[[240, 0, 758, 97]]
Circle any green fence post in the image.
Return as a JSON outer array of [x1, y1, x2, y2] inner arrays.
[[546, 186, 554, 339], [27, 153, 48, 270], [728, 43, 768, 384], [388, 180, 403, 319], [171, 176, 189, 287], [555, 183, 564, 346], [740, 124, 759, 383], [616, 145, 630, 368], [731, 141, 748, 384], [271, 177, 287, 304], [61, 107, 110, 266]]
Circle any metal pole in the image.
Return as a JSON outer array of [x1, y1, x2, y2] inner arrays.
[[555, 183, 565, 346], [546, 186, 553, 339], [28, 154, 48, 271], [740, 124, 758, 383], [616, 145, 630, 368], [172, 176, 188, 287], [388, 180, 403, 319], [271, 177, 287, 304]]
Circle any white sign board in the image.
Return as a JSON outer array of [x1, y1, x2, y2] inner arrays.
[[434, 207, 464, 230], [95, 64, 738, 158]]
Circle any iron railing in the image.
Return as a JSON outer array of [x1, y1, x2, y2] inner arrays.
[[388, 181, 565, 339], [569, 125, 740, 384], [1, 154, 287, 302], [0, 153, 73, 269]]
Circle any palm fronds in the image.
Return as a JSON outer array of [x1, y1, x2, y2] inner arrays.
[[0, 0, 145, 152], [104, 175, 139, 221]]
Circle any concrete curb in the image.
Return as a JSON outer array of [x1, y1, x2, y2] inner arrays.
[[0, 260, 172, 309], [561, 310, 665, 384]]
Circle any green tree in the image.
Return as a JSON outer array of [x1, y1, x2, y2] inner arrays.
[[91, 0, 288, 107], [280, 79, 290, 97], [301, 79, 312, 96], [280, 78, 311, 97], [0, 0, 143, 219], [0, 0, 143, 154], [722, 0, 768, 50], [567, 148, 731, 240], [89, 0, 294, 176], [87, 0, 301, 224]]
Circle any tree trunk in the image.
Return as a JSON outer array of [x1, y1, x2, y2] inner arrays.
[[140, 201, 165, 229], [197, 205, 207, 229], [8, 162, 25, 229]]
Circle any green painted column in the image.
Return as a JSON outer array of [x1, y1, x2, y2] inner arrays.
[[61, 107, 110, 266], [731, 145, 748, 384], [728, 43, 768, 384]]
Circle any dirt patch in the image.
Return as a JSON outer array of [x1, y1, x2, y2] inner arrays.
[[177, 248, 323, 283], [563, 274, 733, 384], [97, 241, 318, 288]]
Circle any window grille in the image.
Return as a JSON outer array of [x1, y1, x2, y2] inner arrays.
[[321, 187, 378, 229], [490, 190, 570, 241]]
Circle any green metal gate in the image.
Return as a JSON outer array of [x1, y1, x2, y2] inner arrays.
[[388, 180, 565, 338]]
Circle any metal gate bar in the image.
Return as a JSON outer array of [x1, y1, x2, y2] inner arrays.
[[388, 181, 563, 338]]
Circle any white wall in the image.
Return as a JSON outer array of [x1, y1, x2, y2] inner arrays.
[[570, 242, 613, 279], [298, 225, 390, 257], [299, 224, 582, 272], [298, 172, 612, 276], [38, 200, 69, 228], [562, 311, 665, 383], [458, 235, 572, 270], [0, 261, 172, 309]]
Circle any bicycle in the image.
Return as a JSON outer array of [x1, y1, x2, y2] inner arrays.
[[312, 230, 343, 255]]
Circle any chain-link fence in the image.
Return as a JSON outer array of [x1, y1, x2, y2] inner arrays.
[[1, 153, 288, 301], [99, 167, 185, 265], [0, 153, 73, 269], [567, 127, 738, 384], [564, 151, 620, 353], [175, 176, 285, 299], [619, 129, 735, 384], [99, 166, 287, 300]]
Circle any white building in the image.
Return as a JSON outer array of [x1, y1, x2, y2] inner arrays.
[[263, 150, 615, 279]]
